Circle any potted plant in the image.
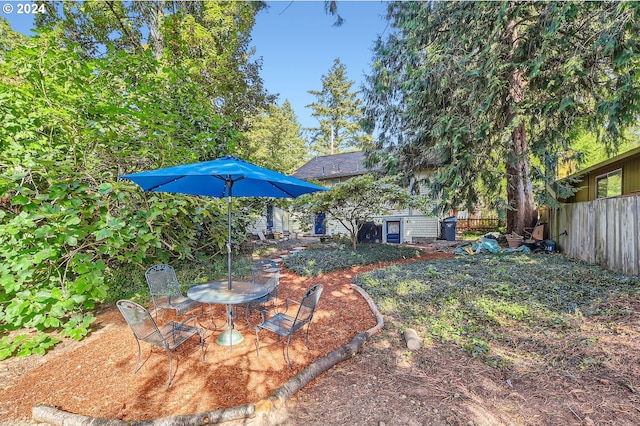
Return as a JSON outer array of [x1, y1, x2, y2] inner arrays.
[[505, 233, 523, 248]]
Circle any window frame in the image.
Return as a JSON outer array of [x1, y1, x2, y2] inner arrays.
[[595, 168, 622, 199]]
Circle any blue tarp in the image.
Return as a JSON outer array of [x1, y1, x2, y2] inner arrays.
[[454, 237, 531, 255]]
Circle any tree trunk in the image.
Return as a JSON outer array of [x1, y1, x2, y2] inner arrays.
[[505, 122, 538, 235], [138, 0, 165, 59], [503, 17, 538, 235]]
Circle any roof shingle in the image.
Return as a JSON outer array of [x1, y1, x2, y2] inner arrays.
[[292, 151, 379, 180]]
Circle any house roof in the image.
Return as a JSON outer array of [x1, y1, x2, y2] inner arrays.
[[292, 151, 380, 180], [561, 146, 640, 180]]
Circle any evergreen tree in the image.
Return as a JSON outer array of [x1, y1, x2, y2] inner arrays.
[[306, 58, 372, 156], [364, 2, 640, 234], [244, 100, 308, 174]]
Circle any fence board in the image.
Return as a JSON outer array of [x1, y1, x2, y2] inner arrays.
[[621, 197, 639, 275], [455, 217, 503, 232], [612, 198, 622, 271], [636, 196, 640, 275], [571, 203, 581, 260], [586, 202, 592, 263], [596, 200, 606, 266], [620, 198, 636, 274], [606, 199, 616, 269], [556, 203, 571, 253], [552, 195, 640, 276]]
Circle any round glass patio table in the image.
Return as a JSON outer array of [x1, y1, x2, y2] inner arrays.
[[187, 281, 269, 347]]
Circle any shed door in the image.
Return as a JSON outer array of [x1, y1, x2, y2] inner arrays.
[[386, 221, 400, 244], [314, 213, 326, 235]]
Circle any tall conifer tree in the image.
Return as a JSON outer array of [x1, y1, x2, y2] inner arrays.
[[364, 2, 640, 233], [307, 58, 372, 155]]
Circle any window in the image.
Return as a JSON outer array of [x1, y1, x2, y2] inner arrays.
[[595, 169, 622, 199]]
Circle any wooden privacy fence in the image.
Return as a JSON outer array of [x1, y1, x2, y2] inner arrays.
[[550, 195, 640, 276]]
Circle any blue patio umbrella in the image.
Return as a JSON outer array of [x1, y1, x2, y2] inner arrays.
[[120, 155, 328, 290]]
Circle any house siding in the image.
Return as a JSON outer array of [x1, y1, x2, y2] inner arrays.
[[565, 147, 640, 202], [248, 209, 291, 235], [402, 216, 440, 243], [324, 210, 439, 243], [254, 206, 440, 243]]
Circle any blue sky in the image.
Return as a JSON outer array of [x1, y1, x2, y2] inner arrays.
[[2, 1, 390, 130], [252, 1, 390, 129]]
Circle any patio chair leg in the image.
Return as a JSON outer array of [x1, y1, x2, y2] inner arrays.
[[199, 303, 220, 330], [245, 304, 252, 327], [199, 330, 206, 361], [166, 350, 174, 388], [304, 324, 311, 350], [133, 340, 142, 374], [285, 336, 293, 369], [255, 329, 261, 358]]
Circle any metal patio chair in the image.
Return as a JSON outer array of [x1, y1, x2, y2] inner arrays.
[[245, 270, 280, 325], [116, 299, 205, 388], [145, 264, 203, 322], [255, 283, 323, 368]]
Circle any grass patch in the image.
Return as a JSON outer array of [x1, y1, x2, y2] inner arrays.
[[354, 254, 639, 369], [283, 243, 425, 277]]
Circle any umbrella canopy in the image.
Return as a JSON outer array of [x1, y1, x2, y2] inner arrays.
[[120, 156, 328, 289], [119, 155, 327, 198]]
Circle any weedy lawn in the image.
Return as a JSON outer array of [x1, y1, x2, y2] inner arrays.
[[354, 253, 639, 367]]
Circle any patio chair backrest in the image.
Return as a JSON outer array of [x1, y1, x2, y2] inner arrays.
[[290, 284, 323, 333], [117, 300, 166, 349], [264, 272, 279, 289], [259, 272, 280, 303], [145, 264, 183, 299], [251, 259, 280, 284]]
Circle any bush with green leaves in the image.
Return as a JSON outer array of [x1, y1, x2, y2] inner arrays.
[[283, 243, 424, 277], [0, 173, 242, 360], [0, 25, 253, 360]]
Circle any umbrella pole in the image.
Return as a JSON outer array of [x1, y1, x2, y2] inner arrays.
[[217, 179, 245, 348], [227, 181, 233, 291]]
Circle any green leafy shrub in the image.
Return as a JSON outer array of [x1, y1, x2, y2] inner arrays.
[[0, 29, 254, 359], [284, 243, 424, 276]]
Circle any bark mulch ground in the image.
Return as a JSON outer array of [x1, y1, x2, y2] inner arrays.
[[0, 247, 451, 423]]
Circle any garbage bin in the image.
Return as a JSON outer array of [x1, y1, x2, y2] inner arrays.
[[440, 216, 457, 241], [543, 239, 556, 253]]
